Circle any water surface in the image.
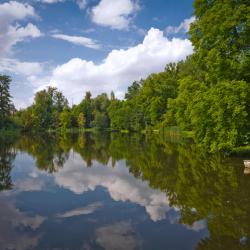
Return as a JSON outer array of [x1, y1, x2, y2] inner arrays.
[[0, 133, 249, 250]]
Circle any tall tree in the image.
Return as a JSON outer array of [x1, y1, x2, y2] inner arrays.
[[32, 87, 68, 130], [165, 0, 250, 152], [190, 0, 250, 83], [0, 75, 12, 129], [78, 112, 86, 130]]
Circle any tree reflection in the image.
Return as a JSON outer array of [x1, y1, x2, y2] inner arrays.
[[16, 133, 72, 173], [0, 136, 17, 191], [6, 132, 250, 248]]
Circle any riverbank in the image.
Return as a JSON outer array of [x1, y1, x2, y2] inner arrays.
[[1, 128, 250, 156]]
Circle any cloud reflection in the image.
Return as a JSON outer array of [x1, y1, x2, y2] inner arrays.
[[95, 221, 141, 250], [0, 200, 45, 250], [56, 202, 103, 218], [54, 153, 173, 221]]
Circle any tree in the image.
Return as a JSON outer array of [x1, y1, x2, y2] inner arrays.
[[190, 0, 250, 83], [190, 80, 250, 151], [108, 99, 124, 130], [78, 112, 86, 130], [164, 0, 250, 151], [0, 75, 12, 129], [30, 87, 68, 130], [60, 108, 72, 131], [110, 91, 115, 101], [93, 111, 109, 129], [14, 107, 35, 131], [125, 81, 141, 100], [78, 92, 93, 128]]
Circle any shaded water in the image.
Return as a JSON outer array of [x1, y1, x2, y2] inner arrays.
[[0, 132, 250, 250]]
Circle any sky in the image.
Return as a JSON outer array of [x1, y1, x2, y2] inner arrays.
[[0, 0, 194, 108]]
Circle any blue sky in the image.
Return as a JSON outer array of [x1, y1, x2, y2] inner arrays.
[[0, 0, 194, 108]]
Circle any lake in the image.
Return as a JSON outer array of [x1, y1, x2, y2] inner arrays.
[[0, 132, 249, 250]]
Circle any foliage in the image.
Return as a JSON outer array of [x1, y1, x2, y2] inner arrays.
[[1, 0, 249, 152], [0, 75, 16, 129]]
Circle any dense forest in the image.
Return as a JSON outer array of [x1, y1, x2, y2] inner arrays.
[[0, 0, 249, 152]]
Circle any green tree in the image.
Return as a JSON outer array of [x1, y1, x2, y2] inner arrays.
[[78, 112, 86, 130], [165, 0, 250, 151], [190, 0, 250, 83], [14, 107, 35, 131], [28, 87, 68, 130], [125, 81, 141, 100], [60, 108, 73, 131], [78, 92, 93, 128], [0, 75, 12, 129], [191, 80, 250, 151]]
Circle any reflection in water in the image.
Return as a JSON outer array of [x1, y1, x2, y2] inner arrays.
[[56, 202, 103, 218], [0, 198, 45, 250], [0, 136, 16, 191], [0, 132, 249, 249], [96, 221, 141, 250], [54, 153, 172, 221]]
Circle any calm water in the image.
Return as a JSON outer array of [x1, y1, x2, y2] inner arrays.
[[0, 132, 250, 250]]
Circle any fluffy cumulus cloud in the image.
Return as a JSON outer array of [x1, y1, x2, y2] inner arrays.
[[0, 58, 43, 76], [0, 1, 36, 26], [165, 16, 195, 35], [51, 33, 100, 49], [91, 0, 139, 30], [49, 28, 193, 103], [0, 23, 42, 56], [53, 153, 175, 221], [0, 1, 42, 56], [0, 1, 43, 86]]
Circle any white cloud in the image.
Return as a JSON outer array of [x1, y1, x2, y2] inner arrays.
[[40, 0, 86, 8], [0, 1, 43, 108], [0, 1, 36, 29], [51, 33, 100, 49], [0, 58, 43, 76], [40, 0, 65, 3], [54, 153, 175, 221], [0, 1, 42, 57], [0, 23, 43, 56], [77, 0, 87, 9], [165, 16, 195, 35], [48, 28, 193, 103], [91, 0, 139, 30]]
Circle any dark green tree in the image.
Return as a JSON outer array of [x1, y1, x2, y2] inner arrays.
[[0, 75, 12, 129]]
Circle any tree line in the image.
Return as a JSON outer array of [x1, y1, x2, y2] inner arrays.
[[0, 0, 249, 152]]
